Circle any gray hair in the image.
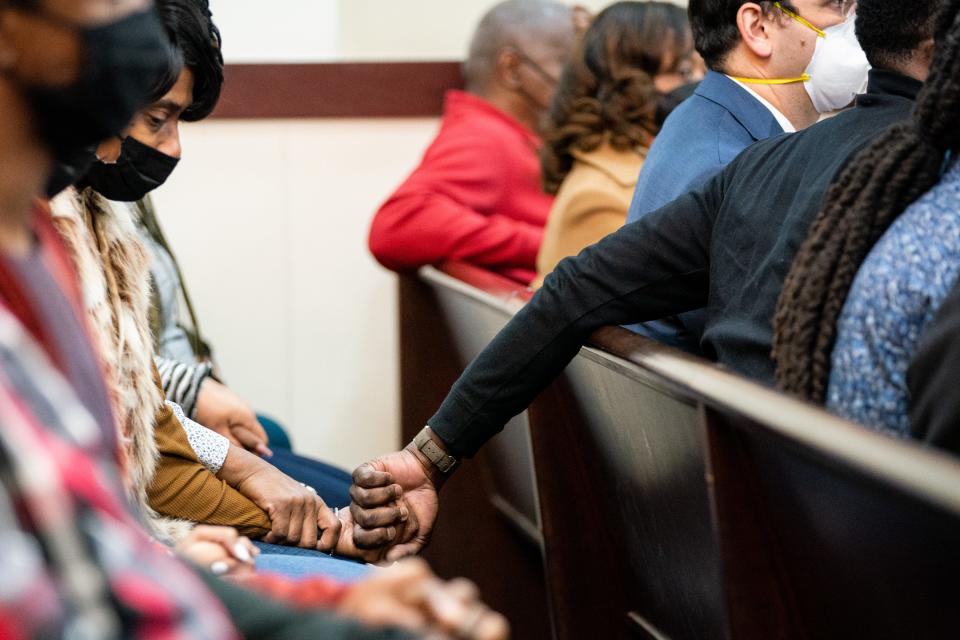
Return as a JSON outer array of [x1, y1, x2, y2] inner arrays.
[[463, 0, 573, 93]]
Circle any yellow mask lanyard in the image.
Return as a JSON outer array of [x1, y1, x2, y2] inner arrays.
[[730, 2, 825, 86]]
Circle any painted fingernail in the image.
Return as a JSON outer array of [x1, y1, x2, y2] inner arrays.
[[233, 543, 252, 563], [210, 561, 230, 576]]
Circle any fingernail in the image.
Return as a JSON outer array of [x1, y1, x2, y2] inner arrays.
[[210, 561, 230, 576], [387, 527, 397, 541], [233, 543, 252, 563], [400, 507, 409, 522]]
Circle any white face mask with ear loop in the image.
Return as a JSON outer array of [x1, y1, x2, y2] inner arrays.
[[730, 5, 871, 114], [803, 12, 872, 113]]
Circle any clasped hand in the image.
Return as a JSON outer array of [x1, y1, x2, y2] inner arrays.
[[347, 445, 442, 562]]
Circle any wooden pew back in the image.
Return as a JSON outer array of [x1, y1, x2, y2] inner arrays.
[[402, 263, 960, 640]]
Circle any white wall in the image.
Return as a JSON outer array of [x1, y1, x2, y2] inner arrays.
[[210, 0, 340, 63], [159, 0, 691, 468], [337, 0, 618, 61], [152, 119, 440, 468], [212, 0, 688, 62]]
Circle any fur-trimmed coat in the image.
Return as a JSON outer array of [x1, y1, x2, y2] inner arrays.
[[50, 188, 191, 540], [50, 188, 272, 542]]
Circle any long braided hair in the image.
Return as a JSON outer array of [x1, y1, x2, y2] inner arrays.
[[772, 0, 960, 403]]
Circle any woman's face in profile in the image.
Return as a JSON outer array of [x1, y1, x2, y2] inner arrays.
[[96, 67, 194, 162]]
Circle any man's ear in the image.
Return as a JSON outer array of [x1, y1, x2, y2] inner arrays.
[[737, 2, 775, 60], [495, 48, 524, 91]]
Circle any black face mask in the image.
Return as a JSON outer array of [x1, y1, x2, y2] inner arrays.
[[26, 8, 172, 162], [79, 136, 179, 202], [655, 81, 700, 129]]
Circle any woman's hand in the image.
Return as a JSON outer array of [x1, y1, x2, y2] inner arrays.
[[175, 525, 258, 577], [218, 446, 342, 551], [339, 559, 509, 640], [196, 379, 272, 456]]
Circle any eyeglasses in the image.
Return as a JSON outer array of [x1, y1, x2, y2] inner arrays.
[[774, 1, 857, 38]]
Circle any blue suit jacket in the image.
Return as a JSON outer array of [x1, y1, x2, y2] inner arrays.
[[625, 71, 786, 351]]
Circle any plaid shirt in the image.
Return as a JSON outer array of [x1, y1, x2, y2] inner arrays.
[[0, 304, 240, 639], [0, 207, 239, 639]]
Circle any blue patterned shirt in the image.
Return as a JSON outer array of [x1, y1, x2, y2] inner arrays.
[[827, 158, 960, 436]]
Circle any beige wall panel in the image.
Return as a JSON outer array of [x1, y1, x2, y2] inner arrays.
[[338, 0, 688, 61], [152, 118, 441, 469], [211, 1, 689, 63]]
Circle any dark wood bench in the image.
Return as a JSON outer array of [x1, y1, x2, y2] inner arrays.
[[398, 264, 549, 638], [399, 262, 960, 640]]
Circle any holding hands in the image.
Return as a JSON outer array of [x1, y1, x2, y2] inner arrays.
[[219, 445, 342, 551]]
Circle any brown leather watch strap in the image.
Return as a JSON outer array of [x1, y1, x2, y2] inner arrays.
[[413, 427, 460, 475]]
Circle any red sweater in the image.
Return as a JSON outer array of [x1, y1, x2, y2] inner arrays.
[[369, 90, 554, 284]]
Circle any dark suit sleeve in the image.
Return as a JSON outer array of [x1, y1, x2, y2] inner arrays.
[[429, 174, 723, 457], [907, 278, 960, 454]]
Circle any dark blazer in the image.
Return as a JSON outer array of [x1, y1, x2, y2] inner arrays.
[[628, 70, 785, 222], [426, 70, 923, 457], [624, 71, 785, 352], [908, 277, 960, 454]]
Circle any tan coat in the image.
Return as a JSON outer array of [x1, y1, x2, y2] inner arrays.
[[534, 143, 646, 288]]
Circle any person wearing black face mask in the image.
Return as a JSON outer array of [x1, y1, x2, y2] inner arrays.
[[47, 0, 363, 560], [21, 0, 174, 163], [79, 134, 178, 200], [49, 0, 413, 575], [0, 0, 237, 636], [0, 1, 506, 637], [534, 1, 700, 288]]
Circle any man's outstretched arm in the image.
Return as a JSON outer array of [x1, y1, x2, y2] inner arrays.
[[350, 173, 726, 559]]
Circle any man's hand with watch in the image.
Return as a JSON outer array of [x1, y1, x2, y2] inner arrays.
[[349, 426, 458, 561]]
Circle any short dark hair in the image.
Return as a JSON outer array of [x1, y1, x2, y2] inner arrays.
[[692, 0, 942, 72], [150, 0, 224, 122], [856, 0, 942, 69], [541, 1, 692, 193], [688, 0, 785, 70]]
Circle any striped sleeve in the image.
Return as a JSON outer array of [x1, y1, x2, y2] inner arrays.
[[155, 357, 213, 420]]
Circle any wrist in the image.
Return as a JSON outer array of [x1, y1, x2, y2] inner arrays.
[[407, 427, 457, 488], [217, 444, 260, 487]]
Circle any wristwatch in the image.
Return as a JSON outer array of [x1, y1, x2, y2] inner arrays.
[[413, 427, 460, 475]]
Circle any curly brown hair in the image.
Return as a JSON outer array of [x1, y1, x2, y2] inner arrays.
[[540, 1, 693, 195], [773, 0, 957, 403]]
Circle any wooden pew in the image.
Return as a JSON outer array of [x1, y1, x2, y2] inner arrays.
[[398, 264, 549, 638], [400, 262, 960, 640]]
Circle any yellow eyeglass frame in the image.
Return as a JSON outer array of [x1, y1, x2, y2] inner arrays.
[[774, 2, 827, 38]]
